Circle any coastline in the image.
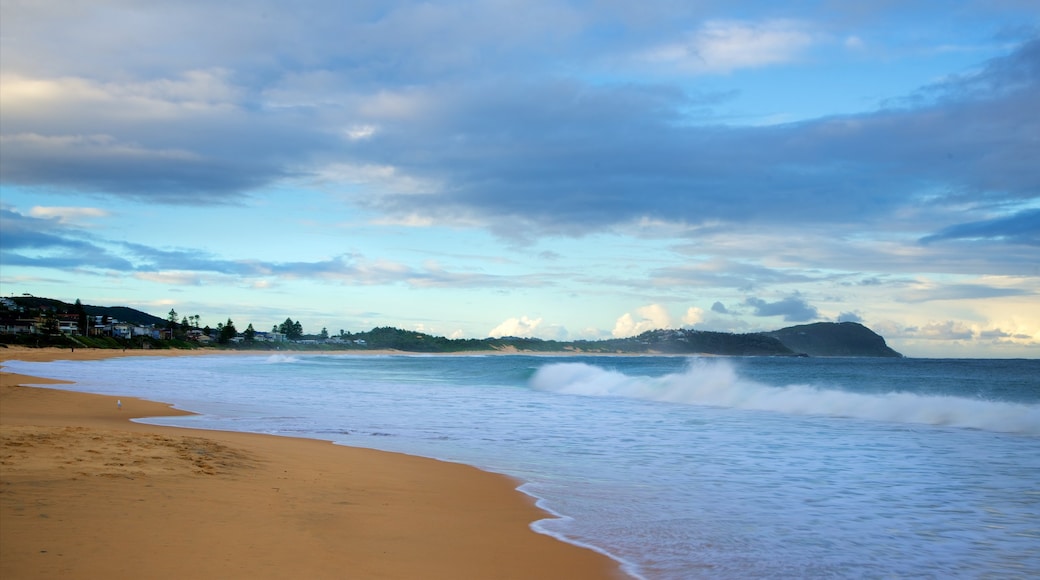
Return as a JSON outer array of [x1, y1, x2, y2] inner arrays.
[[0, 346, 624, 579]]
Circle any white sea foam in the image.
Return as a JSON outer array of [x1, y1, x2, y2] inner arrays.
[[264, 354, 300, 364], [530, 359, 1040, 434]]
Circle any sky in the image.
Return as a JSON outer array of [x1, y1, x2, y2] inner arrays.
[[1, 1, 1038, 358]]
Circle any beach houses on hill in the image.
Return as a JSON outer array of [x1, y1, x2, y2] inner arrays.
[[0, 297, 174, 341]]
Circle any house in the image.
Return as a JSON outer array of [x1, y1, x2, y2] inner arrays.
[[58, 320, 79, 335], [112, 322, 135, 339], [0, 315, 35, 334]]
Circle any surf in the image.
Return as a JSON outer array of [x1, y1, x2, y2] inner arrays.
[[530, 359, 1040, 434]]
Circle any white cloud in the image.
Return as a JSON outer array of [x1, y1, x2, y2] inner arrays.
[[133, 271, 205, 286], [29, 205, 110, 225], [681, 306, 705, 326], [0, 71, 240, 122], [488, 315, 542, 338], [641, 19, 817, 74], [344, 124, 378, 141], [613, 304, 672, 338], [844, 35, 865, 50], [314, 162, 440, 196]]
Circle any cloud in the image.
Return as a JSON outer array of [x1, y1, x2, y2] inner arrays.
[[745, 295, 820, 322], [488, 316, 543, 338], [133, 271, 206, 286], [920, 208, 1040, 246], [897, 283, 1032, 303], [28, 206, 109, 225], [0, 72, 319, 202], [838, 311, 864, 323], [4, 1, 1037, 252], [0, 207, 542, 290], [612, 304, 672, 337], [910, 321, 976, 341], [650, 258, 819, 290], [0, 207, 136, 271], [360, 38, 1040, 242], [711, 301, 730, 314], [681, 307, 705, 326], [639, 19, 818, 74]]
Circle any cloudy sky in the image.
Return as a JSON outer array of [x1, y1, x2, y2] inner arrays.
[[2, 1, 1038, 357]]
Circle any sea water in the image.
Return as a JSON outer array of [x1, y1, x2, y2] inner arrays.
[[5, 355, 1038, 578]]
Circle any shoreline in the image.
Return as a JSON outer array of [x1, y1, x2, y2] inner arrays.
[[1, 346, 625, 579], [0, 344, 716, 362]]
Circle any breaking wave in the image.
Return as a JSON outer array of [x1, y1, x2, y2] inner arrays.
[[530, 359, 1040, 434], [264, 354, 300, 364]]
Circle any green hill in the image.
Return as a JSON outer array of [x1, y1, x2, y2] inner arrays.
[[766, 322, 903, 357]]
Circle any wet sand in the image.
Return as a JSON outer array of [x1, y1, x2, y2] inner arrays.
[[0, 346, 622, 579]]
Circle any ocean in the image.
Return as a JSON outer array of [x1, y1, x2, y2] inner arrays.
[[5, 354, 1039, 579]]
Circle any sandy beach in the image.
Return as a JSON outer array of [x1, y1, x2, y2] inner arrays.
[[0, 346, 622, 579]]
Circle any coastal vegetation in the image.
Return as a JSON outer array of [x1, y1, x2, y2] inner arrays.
[[0, 296, 902, 357]]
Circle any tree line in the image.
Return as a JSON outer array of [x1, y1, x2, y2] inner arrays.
[[166, 309, 311, 345]]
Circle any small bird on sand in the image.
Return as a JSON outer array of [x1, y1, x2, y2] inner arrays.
[[117, 400, 122, 410]]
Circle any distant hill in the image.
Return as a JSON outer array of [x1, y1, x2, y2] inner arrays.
[[6, 296, 167, 327], [350, 322, 901, 357], [82, 305, 167, 327], [3, 296, 902, 357], [571, 328, 795, 356], [766, 322, 903, 357]]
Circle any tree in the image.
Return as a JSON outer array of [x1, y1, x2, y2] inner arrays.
[[218, 318, 237, 344], [42, 314, 60, 335], [244, 323, 256, 342], [74, 298, 88, 336], [278, 317, 303, 340], [320, 327, 329, 340], [167, 308, 179, 331], [180, 317, 190, 333]]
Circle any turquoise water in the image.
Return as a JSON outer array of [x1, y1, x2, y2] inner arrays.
[[6, 355, 1039, 578]]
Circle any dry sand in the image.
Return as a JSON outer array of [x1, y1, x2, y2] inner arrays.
[[0, 346, 623, 579]]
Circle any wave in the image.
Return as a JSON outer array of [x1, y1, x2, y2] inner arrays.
[[529, 360, 1040, 434], [264, 354, 300, 364]]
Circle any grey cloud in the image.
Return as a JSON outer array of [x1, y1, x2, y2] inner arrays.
[[0, 1, 707, 85], [0, 208, 136, 271], [744, 295, 820, 322], [649, 258, 819, 290], [920, 208, 1040, 246], [1, 208, 537, 290], [711, 301, 729, 314], [910, 33, 1040, 104], [3, 2, 1037, 239], [837, 311, 863, 323], [0, 136, 284, 203], [359, 39, 1040, 237], [897, 284, 1032, 303]]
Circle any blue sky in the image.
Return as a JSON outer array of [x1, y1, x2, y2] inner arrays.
[[1, 0, 1038, 357]]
